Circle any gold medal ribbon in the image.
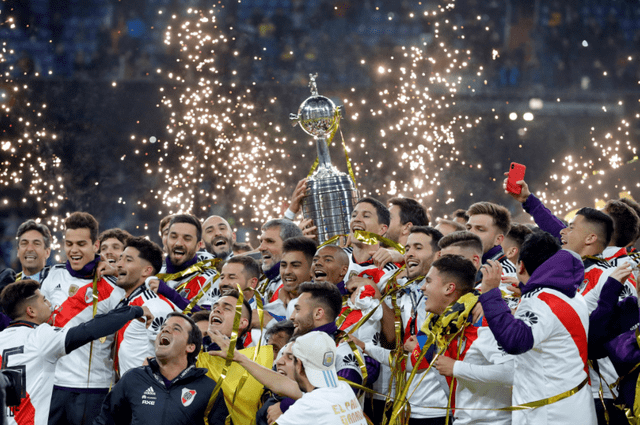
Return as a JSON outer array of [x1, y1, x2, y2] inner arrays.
[[156, 258, 222, 288], [353, 230, 405, 255], [205, 288, 246, 420], [183, 273, 220, 315]]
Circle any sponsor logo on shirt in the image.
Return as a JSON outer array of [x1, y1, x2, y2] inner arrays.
[[142, 386, 157, 405], [181, 388, 197, 407]]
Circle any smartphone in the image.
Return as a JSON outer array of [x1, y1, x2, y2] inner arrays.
[[506, 162, 526, 195]]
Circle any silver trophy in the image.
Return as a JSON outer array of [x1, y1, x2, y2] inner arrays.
[[290, 74, 359, 244]]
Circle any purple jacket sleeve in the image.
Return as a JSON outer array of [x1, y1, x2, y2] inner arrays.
[[588, 277, 624, 359], [157, 279, 202, 313], [479, 288, 534, 355], [279, 397, 295, 413], [522, 194, 566, 240], [337, 368, 363, 386]]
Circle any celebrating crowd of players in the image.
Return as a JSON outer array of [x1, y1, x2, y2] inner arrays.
[[0, 170, 639, 425]]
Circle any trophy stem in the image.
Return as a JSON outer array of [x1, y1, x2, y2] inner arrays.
[[315, 135, 333, 169]]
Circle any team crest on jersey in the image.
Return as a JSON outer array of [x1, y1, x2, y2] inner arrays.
[[85, 288, 93, 304], [181, 388, 197, 407], [69, 284, 79, 297]]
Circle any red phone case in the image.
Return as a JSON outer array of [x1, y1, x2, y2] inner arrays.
[[507, 163, 526, 195]]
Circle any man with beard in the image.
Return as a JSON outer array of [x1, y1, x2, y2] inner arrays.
[[98, 228, 130, 265], [152, 214, 219, 309], [15, 219, 52, 282], [113, 236, 176, 376], [202, 215, 235, 260], [290, 282, 364, 386], [256, 219, 303, 301], [94, 313, 216, 425], [40, 212, 126, 425]]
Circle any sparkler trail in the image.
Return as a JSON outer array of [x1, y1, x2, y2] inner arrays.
[[143, 1, 495, 230], [0, 6, 65, 248]]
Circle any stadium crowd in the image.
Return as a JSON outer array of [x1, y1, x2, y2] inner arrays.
[[0, 167, 639, 425]]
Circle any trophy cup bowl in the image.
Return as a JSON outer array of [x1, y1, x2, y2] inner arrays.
[[296, 95, 339, 138]]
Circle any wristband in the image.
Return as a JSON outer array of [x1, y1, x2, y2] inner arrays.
[[284, 208, 297, 220]]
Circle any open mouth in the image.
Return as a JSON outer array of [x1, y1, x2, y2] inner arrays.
[[214, 238, 228, 247], [313, 269, 327, 278], [23, 255, 37, 261], [70, 255, 83, 262], [351, 224, 365, 232], [159, 336, 171, 346], [210, 315, 223, 324], [407, 260, 419, 270]]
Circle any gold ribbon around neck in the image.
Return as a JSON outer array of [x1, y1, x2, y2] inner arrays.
[[156, 258, 222, 287], [183, 273, 220, 315], [353, 230, 405, 255]]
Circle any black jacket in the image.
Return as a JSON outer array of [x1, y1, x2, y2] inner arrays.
[[94, 359, 216, 425]]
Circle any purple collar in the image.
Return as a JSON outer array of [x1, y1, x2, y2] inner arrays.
[[265, 262, 281, 281], [482, 245, 505, 264], [164, 254, 199, 275], [313, 321, 338, 336], [65, 255, 100, 279]]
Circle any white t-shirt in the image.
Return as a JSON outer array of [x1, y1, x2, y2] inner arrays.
[[275, 381, 367, 425], [40, 265, 125, 388], [0, 323, 69, 425], [452, 326, 513, 425], [511, 287, 596, 425], [343, 247, 400, 293]]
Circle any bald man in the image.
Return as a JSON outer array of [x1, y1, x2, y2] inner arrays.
[[202, 216, 236, 260]]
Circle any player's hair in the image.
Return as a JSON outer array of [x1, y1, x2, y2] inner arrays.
[[168, 214, 202, 241], [437, 219, 466, 232], [0, 280, 41, 320], [219, 289, 253, 345], [297, 281, 343, 322], [125, 236, 164, 275], [356, 197, 391, 226], [518, 231, 562, 276], [408, 226, 444, 252], [159, 214, 175, 237], [438, 231, 483, 254], [16, 220, 52, 249], [605, 200, 640, 247], [576, 207, 614, 248], [262, 218, 304, 241], [467, 202, 511, 235], [388, 197, 429, 226], [264, 319, 295, 343], [505, 223, 533, 249], [225, 256, 261, 281], [65, 212, 99, 242], [231, 242, 253, 254], [431, 255, 476, 296], [190, 310, 211, 324], [98, 228, 131, 246], [619, 198, 640, 243], [315, 244, 350, 267], [283, 237, 318, 265], [166, 312, 201, 365], [451, 208, 469, 222]]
